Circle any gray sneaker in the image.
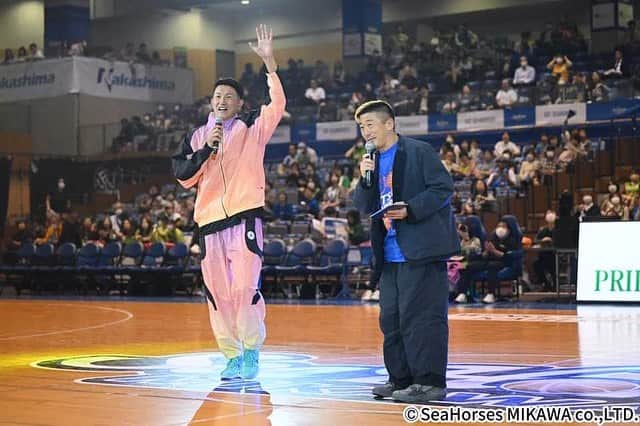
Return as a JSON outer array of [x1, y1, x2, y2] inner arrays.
[[392, 384, 447, 403], [372, 381, 404, 398]]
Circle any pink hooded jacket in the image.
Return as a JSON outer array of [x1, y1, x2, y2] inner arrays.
[[172, 72, 286, 228]]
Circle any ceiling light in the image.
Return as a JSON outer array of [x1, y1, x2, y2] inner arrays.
[[241, 0, 250, 4]]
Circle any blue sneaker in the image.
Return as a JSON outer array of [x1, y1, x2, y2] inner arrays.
[[220, 356, 243, 380], [241, 349, 259, 380]]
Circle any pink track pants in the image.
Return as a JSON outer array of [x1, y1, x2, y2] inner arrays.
[[200, 218, 265, 359]]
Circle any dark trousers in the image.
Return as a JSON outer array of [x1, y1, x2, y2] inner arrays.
[[459, 259, 505, 294], [379, 261, 448, 389], [533, 253, 555, 290]]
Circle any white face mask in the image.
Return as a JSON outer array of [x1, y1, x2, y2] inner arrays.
[[526, 155, 534, 162], [555, 58, 563, 64], [546, 151, 555, 159], [58, 183, 65, 190], [611, 197, 621, 205], [496, 227, 508, 239], [545, 213, 556, 223], [583, 197, 592, 206], [446, 138, 454, 144]]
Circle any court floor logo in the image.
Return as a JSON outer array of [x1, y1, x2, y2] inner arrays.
[[33, 352, 640, 409]]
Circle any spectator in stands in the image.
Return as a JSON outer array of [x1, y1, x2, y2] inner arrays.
[[151, 219, 169, 243], [97, 217, 117, 245], [348, 168, 361, 194], [305, 80, 326, 105], [333, 61, 346, 88], [68, 40, 86, 57], [455, 154, 475, 179], [414, 85, 429, 114], [119, 218, 138, 245], [2, 48, 15, 65], [296, 142, 318, 167], [440, 134, 461, 160], [166, 219, 185, 243], [457, 84, 479, 113], [59, 212, 82, 247], [453, 223, 482, 303], [540, 146, 558, 183], [461, 220, 519, 304], [547, 54, 572, 84], [441, 151, 459, 175], [46, 178, 71, 217], [321, 173, 344, 216], [454, 24, 478, 49], [299, 181, 321, 216], [601, 193, 624, 219], [487, 153, 518, 189], [272, 191, 294, 221], [469, 140, 482, 161], [121, 42, 136, 62], [345, 137, 366, 165], [538, 22, 558, 49], [312, 60, 330, 86], [495, 79, 518, 108], [622, 172, 640, 207], [603, 48, 628, 78], [80, 217, 98, 243], [27, 43, 44, 61], [558, 135, 587, 165], [6, 220, 33, 255], [390, 84, 416, 116], [16, 46, 27, 62], [399, 64, 418, 90], [557, 73, 586, 104], [494, 132, 521, 157], [36, 214, 62, 246], [519, 150, 541, 186], [135, 217, 153, 244], [240, 63, 256, 88], [286, 162, 303, 188], [576, 194, 600, 222], [346, 210, 368, 246], [278, 144, 297, 176], [474, 149, 496, 180], [626, 20, 638, 45], [513, 56, 535, 86], [471, 179, 494, 211], [136, 43, 151, 63], [533, 210, 557, 291], [303, 163, 321, 188], [588, 72, 610, 102]]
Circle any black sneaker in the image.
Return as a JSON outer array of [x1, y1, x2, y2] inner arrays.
[[392, 384, 447, 403], [372, 381, 403, 398]]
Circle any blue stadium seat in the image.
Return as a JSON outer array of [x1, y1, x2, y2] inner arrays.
[[306, 238, 348, 297]]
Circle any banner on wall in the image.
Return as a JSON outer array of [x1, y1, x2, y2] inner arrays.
[[316, 121, 357, 141], [0, 58, 73, 103], [586, 98, 640, 121], [0, 57, 194, 104], [535, 103, 586, 126], [428, 113, 457, 133], [269, 125, 291, 144], [395, 115, 428, 135], [504, 106, 535, 128], [457, 109, 504, 131]]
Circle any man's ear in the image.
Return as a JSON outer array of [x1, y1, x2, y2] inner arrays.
[[238, 99, 245, 111], [386, 117, 395, 132]]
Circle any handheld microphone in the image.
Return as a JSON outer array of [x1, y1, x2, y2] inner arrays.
[[364, 141, 376, 188], [212, 116, 223, 154]]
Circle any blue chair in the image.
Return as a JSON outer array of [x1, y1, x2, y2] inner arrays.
[[76, 243, 100, 269], [32, 244, 55, 271], [97, 242, 122, 271], [55, 243, 77, 271], [164, 243, 189, 272], [275, 239, 316, 298], [142, 242, 166, 267], [306, 238, 348, 297], [261, 239, 287, 297], [117, 242, 144, 274]]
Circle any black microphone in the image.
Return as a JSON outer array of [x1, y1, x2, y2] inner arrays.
[[212, 116, 223, 154], [364, 141, 376, 188]]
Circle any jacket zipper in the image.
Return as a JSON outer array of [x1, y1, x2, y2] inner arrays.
[[219, 138, 229, 218]]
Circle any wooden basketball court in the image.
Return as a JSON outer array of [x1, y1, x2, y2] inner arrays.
[[1, 298, 639, 425]]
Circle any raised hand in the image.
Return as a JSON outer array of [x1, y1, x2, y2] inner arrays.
[[249, 24, 277, 73]]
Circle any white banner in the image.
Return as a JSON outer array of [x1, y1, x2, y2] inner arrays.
[[395, 115, 428, 135], [457, 109, 504, 131], [74, 57, 193, 104], [577, 222, 640, 302], [269, 125, 291, 144], [316, 120, 357, 141], [535, 102, 586, 126], [0, 57, 193, 104], [0, 58, 74, 103]]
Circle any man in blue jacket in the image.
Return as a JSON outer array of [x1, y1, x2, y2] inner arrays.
[[353, 100, 460, 403]]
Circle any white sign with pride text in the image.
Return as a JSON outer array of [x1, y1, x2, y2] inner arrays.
[[577, 221, 640, 302]]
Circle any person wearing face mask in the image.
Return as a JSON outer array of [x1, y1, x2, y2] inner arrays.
[[440, 134, 461, 161], [461, 221, 520, 304], [576, 194, 601, 222], [513, 56, 536, 86], [171, 25, 285, 381], [518, 151, 541, 186], [547, 54, 572, 84], [46, 178, 71, 218], [453, 224, 482, 303], [494, 132, 521, 158], [622, 173, 640, 206], [541, 147, 558, 182], [600, 183, 622, 217], [533, 210, 557, 291]]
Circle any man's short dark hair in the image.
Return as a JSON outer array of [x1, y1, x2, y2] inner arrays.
[[212, 78, 244, 99], [354, 100, 395, 123]]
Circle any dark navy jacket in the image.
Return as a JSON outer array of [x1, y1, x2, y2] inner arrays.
[[353, 135, 460, 275]]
